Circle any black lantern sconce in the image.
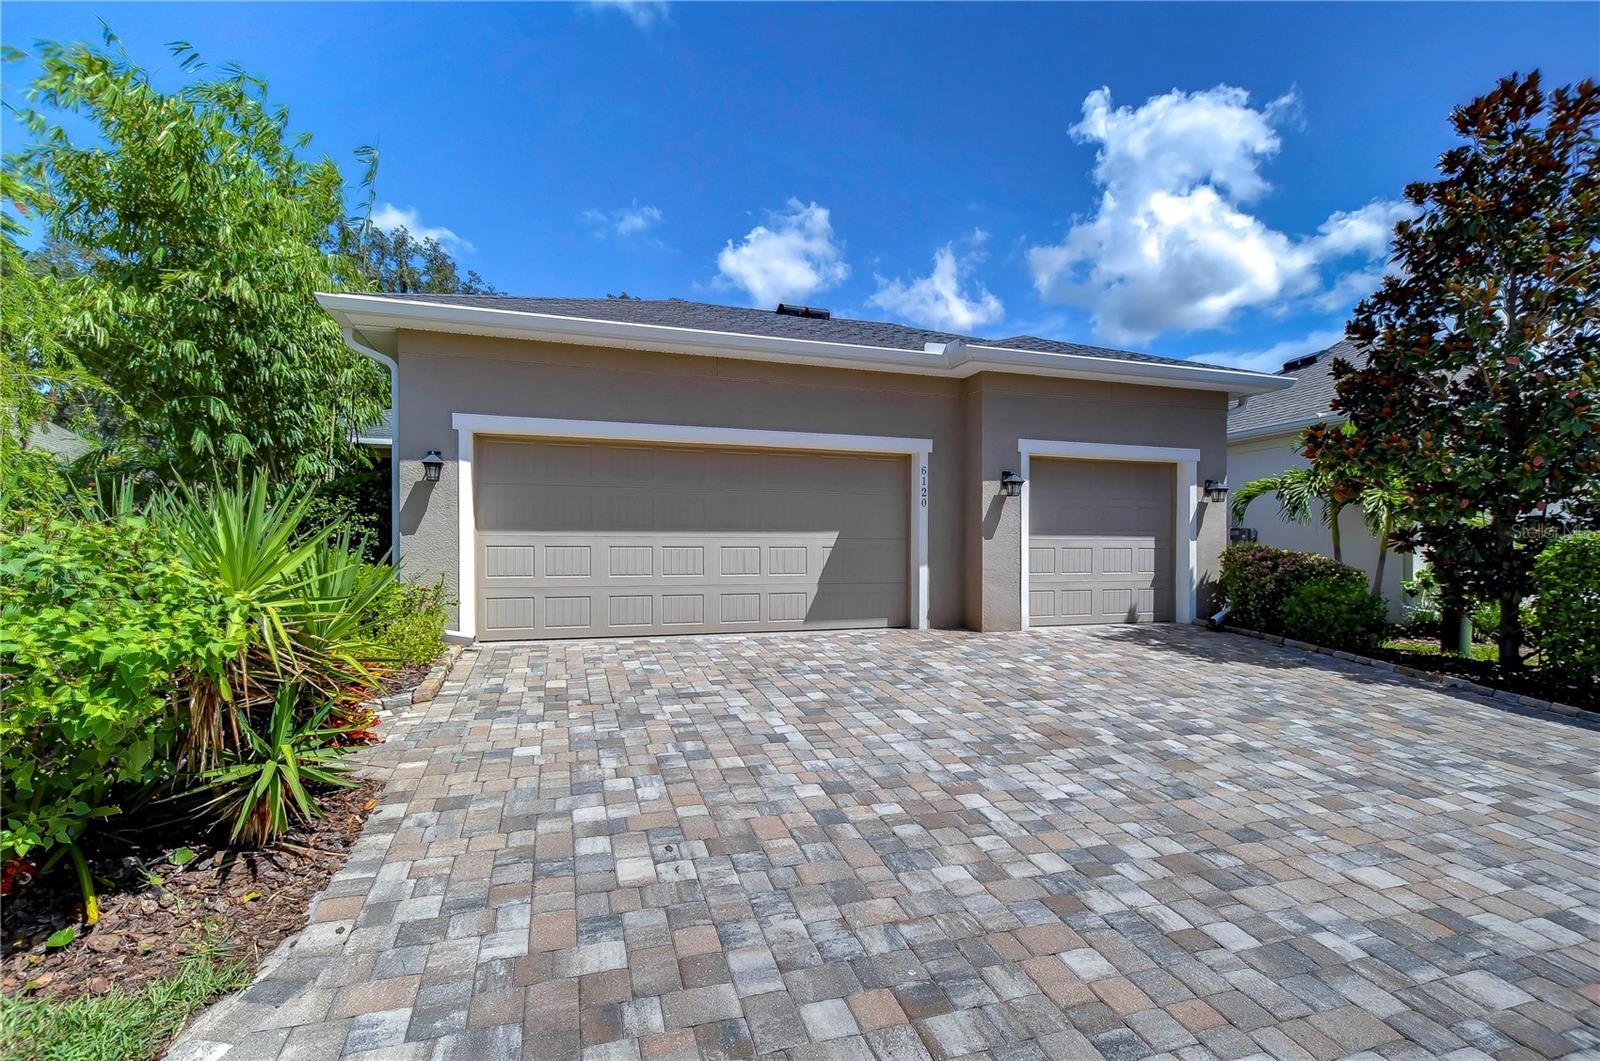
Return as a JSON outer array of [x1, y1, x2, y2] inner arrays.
[[1001, 471, 1025, 498], [1203, 479, 1229, 503], [421, 450, 445, 483]]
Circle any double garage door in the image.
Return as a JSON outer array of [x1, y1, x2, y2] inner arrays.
[[475, 437, 908, 639], [1028, 458, 1175, 625]]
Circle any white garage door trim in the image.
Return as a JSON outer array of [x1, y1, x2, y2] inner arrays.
[[1018, 439, 1200, 629], [450, 413, 933, 640]]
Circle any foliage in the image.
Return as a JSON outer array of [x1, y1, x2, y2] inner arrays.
[[151, 479, 391, 768], [1532, 531, 1600, 681], [10, 32, 386, 481], [1219, 543, 1368, 635], [1, 473, 396, 928], [371, 574, 450, 668], [300, 457, 390, 561], [0, 928, 252, 1061], [1281, 577, 1391, 653], [1385, 638, 1499, 664], [0, 506, 245, 866], [1307, 73, 1600, 669], [190, 685, 357, 846], [1231, 455, 1410, 594], [341, 223, 497, 295], [0, 167, 108, 464]]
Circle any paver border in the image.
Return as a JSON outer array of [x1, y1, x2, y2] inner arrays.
[[1216, 623, 1598, 726]]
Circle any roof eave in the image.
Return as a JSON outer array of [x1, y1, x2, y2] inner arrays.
[[316, 292, 1294, 398], [1226, 411, 1345, 444]]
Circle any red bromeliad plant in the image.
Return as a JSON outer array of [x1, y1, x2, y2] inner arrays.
[[1306, 72, 1600, 670]]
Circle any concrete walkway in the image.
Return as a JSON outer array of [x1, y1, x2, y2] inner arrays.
[[171, 626, 1600, 1060]]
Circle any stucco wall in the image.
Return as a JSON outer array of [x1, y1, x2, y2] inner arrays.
[[1228, 432, 1411, 617], [391, 329, 1232, 634], [965, 373, 1230, 630]]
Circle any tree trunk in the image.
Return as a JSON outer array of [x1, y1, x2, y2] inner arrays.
[[1328, 502, 1345, 565], [1498, 586, 1523, 670], [1492, 514, 1523, 670], [1371, 513, 1392, 596]]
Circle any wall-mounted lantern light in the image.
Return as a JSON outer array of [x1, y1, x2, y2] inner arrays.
[[1001, 471, 1025, 498], [421, 450, 445, 483], [1204, 479, 1229, 503]]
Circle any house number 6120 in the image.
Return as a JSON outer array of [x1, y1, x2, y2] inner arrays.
[[920, 464, 929, 508]]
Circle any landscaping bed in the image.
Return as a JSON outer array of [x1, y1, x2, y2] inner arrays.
[[1, 778, 381, 1004], [1373, 642, 1597, 711]]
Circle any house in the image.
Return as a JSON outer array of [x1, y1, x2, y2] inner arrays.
[[1227, 339, 1412, 615], [317, 293, 1290, 641]]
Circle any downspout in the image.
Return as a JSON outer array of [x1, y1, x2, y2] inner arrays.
[[341, 327, 401, 564]]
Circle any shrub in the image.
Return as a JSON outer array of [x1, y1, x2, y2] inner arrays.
[[0, 512, 246, 875], [1219, 544, 1366, 634], [1, 474, 399, 923], [1281, 577, 1391, 653], [190, 685, 357, 846], [370, 574, 450, 668], [1532, 532, 1600, 682]]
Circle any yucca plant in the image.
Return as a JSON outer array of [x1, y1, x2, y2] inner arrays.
[[190, 684, 358, 846], [151, 477, 388, 767]]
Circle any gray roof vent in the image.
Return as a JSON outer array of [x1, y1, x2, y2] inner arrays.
[[775, 303, 831, 320], [1280, 353, 1320, 373]]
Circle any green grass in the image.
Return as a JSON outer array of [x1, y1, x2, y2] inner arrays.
[[1384, 637, 1500, 663], [0, 930, 253, 1061]]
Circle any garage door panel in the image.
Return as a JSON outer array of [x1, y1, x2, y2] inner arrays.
[[475, 439, 908, 639], [1030, 459, 1175, 626]]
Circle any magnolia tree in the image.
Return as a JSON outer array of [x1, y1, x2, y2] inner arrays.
[[1307, 72, 1600, 669]]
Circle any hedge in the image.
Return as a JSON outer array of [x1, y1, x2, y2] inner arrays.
[[1219, 543, 1367, 634], [1532, 532, 1600, 682]]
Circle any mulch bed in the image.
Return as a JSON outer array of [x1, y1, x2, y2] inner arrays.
[[1, 779, 381, 1003], [376, 659, 433, 697], [1372, 645, 1597, 710]]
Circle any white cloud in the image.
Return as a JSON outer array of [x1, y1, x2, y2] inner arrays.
[[1027, 86, 1410, 344], [369, 203, 474, 254], [716, 199, 848, 307], [582, 203, 663, 239], [589, 0, 668, 30], [869, 232, 1004, 332], [1190, 327, 1344, 374]]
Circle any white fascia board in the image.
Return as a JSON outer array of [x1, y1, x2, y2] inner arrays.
[[316, 292, 1293, 398], [1226, 411, 1344, 444]]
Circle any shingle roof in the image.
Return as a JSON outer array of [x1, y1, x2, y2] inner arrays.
[[388, 294, 1234, 371], [1227, 339, 1367, 437]]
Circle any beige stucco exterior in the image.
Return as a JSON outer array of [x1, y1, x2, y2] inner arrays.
[[390, 329, 1232, 635]]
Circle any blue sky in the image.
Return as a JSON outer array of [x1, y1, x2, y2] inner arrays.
[[5, 2, 1597, 370]]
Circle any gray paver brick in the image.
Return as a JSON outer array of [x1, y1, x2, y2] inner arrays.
[[163, 628, 1600, 1060]]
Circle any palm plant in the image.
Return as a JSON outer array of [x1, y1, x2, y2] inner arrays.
[[190, 684, 357, 846], [1231, 463, 1409, 595]]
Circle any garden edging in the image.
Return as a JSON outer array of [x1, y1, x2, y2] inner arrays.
[[1216, 624, 1598, 726], [361, 643, 464, 720]]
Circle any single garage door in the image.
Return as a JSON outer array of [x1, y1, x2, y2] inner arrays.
[[1028, 458, 1174, 625], [474, 437, 908, 639]]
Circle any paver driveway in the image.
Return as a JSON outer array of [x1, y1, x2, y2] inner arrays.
[[172, 626, 1600, 1061]]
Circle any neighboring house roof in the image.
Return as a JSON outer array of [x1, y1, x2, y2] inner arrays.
[[1227, 339, 1367, 441], [318, 292, 1293, 399], [24, 422, 95, 462], [356, 407, 393, 447]]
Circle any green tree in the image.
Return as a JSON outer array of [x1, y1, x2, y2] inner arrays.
[[345, 223, 496, 294], [1307, 72, 1600, 669], [0, 167, 107, 466], [11, 33, 386, 481]]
